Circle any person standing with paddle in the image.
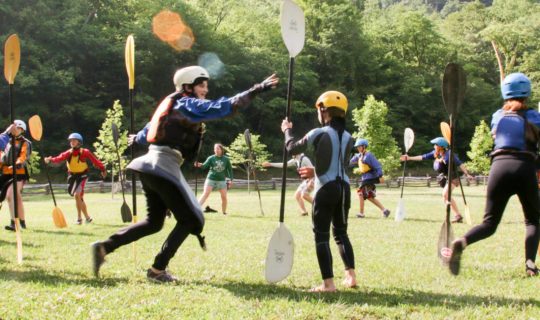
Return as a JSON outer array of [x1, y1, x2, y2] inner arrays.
[[349, 139, 390, 219], [195, 143, 233, 215], [449, 73, 540, 277], [400, 137, 473, 223], [1, 120, 32, 231], [91, 66, 278, 282], [44, 133, 106, 225], [281, 90, 357, 292]]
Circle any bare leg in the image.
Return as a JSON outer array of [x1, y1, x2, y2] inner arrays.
[[295, 187, 308, 214], [368, 198, 386, 211], [6, 181, 25, 220], [302, 191, 313, 204], [359, 194, 365, 213], [442, 184, 461, 216], [198, 184, 214, 206], [218, 188, 228, 213]]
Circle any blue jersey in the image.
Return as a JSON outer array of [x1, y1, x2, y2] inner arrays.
[[491, 109, 540, 151], [349, 151, 383, 181]]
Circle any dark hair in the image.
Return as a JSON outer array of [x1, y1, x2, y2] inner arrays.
[[182, 77, 208, 97], [326, 107, 346, 118]]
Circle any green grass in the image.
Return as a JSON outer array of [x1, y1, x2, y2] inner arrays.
[[0, 186, 538, 319]]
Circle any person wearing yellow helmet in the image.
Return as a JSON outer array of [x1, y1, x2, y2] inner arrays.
[[349, 138, 390, 218], [91, 65, 278, 283], [281, 90, 357, 292]]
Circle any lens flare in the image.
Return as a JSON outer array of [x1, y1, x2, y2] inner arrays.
[[152, 10, 195, 51], [198, 52, 225, 79]]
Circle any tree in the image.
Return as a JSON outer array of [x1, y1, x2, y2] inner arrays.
[[466, 120, 493, 175], [352, 95, 401, 177], [93, 100, 128, 178], [227, 132, 271, 176], [27, 151, 41, 183]]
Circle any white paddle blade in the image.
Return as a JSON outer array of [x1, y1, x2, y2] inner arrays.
[[395, 199, 406, 222], [265, 223, 294, 283], [280, 0, 305, 58], [404, 128, 414, 152]]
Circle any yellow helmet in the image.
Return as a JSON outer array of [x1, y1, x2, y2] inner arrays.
[[315, 91, 348, 113]]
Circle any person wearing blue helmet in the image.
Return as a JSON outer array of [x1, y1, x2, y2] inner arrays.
[[44, 133, 106, 225], [449, 72, 540, 277], [349, 138, 390, 218], [400, 136, 473, 223]]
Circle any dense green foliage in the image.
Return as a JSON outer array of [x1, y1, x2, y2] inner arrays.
[[1, 0, 539, 179]]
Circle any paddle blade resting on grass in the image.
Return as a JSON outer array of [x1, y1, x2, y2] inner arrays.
[[265, 223, 294, 283], [395, 199, 405, 222], [438, 219, 455, 264], [52, 207, 67, 228], [395, 128, 414, 222]]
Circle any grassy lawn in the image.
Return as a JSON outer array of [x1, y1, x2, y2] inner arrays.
[[0, 185, 538, 319]]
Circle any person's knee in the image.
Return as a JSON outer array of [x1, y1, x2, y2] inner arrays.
[[333, 226, 348, 242], [313, 228, 330, 243]]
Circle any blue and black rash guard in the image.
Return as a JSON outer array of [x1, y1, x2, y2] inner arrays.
[[284, 126, 354, 193], [491, 108, 540, 153]]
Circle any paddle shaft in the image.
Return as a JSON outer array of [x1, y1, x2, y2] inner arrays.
[[279, 57, 295, 223], [445, 115, 456, 246], [399, 157, 407, 198], [8, 85, 19, 220], [129, 89, 137, 216], [113, 140, 127, 202], [245, 134, 264, 215]]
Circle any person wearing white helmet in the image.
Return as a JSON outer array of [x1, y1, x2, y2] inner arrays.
[[0, 120, 32, 231], [449, 73, 540, 277], [92, 65, 278, 282], [349, 138, 390, 218], [44, 133, 107, 225], [400, 137, 473, 223]]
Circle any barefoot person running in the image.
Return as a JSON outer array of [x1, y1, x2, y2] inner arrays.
[[282, 91, 357, 292]]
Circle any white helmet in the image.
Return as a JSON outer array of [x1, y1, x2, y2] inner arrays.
[[14, 119, 26, 132], [173, 66, 210, 91]]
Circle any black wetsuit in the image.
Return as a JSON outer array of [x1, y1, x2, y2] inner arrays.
[[285, 118, 355, 279], [463, 109, 540, 263]]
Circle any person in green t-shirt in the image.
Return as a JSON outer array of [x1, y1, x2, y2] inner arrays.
[[195, 143, 233, 215]]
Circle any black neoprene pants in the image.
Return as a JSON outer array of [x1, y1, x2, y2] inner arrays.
[[464, 154, 540, 262], [312, 180, 355, 279], [102, 173, 204, 270]]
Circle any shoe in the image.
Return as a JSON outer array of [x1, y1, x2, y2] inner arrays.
[[76, 219, 83, 225], [147, 268, 178, 283], [20, 220, 26, 229], [449, 239, 464, 275], [452, 215, 463, 223], [222, 212, 228, 215], [5, 220, 15, 231], [526, 260, 539, 277], [86, 217, 93, 224], [204, 206, 217, 213], [356, 213, 365, 218], [382, 209, 390, 218], [91, 241, 106, 278], [166, 210, 172, 218], [300, 212, 309, 216]]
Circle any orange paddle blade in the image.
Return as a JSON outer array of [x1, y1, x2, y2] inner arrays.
[[440, 122, 451, 145], [52, 206, 67, 228], [28, 115, 43, 141], [4, 34, 21, 84]]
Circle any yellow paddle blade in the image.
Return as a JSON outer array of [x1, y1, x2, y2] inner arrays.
[[125, 35, 135, 89], [52, 206, 67, 228], [4, 34, 21, 84], [28, 115, 43, 141], [440, 121, 451, 145]]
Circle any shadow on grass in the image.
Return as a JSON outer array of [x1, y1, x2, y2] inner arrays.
[[30, 228, 95, 237], [0, 266, 129, 287], [0, 238, 43, 248], [201, 279, 539, 310]]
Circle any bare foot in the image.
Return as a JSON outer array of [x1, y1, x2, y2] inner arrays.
[[308, 284, 337, 293], [342, 277, 358, 289]]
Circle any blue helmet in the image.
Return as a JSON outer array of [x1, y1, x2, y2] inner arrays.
[[68, 133, 83, 144], [501, 72, 531, 100], [430, 137, 449, 148], [354, 138, 369, 148]]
